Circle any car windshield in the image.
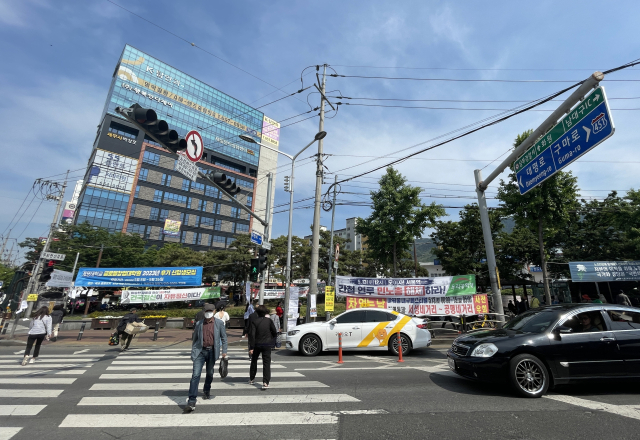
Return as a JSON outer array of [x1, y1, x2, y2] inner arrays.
[[502, 309, 561, 333]]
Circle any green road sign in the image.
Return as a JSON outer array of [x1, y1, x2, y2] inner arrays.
[[514, 86, 605, 172]]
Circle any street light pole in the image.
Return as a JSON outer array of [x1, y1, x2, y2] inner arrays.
[[258, 172, 273, 306]]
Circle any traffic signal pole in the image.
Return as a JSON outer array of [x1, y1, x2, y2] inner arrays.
[[474, 72, 603, 318], [258, 172, 273, 305]]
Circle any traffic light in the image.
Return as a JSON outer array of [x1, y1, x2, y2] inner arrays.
[[209, 172, 242, 196], [116, 104, 187, 153], [284, 176, 290, 192], [38, 260, 55, 283], [250, 258, 260, 282], [258, 249, 269, 272]]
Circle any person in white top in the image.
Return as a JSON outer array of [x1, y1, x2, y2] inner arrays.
[[22, 306, 52, 366], [215, 304, 230, 325]]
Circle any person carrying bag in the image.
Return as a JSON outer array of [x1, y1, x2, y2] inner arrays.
[[248, 305, 278, 390], [116, 308, 142, 351]]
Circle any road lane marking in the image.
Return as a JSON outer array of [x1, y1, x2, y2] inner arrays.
[[0, 405, 47, 416], [0, 390, 63, 398], [73, 349, 90, 355], [0, 427, 22, 440], [544, 395, 640, 421], [0, 364, 93, 369], [106, 364, 284, 370], [0, 379, 77, 384], [0, 370, 86, 376], [79, 394, 359, 406], [99, 372, 303, 379], [90, 381, 328, 390]]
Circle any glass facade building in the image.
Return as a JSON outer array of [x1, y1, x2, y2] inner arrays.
[[74, 45, 279, 251]]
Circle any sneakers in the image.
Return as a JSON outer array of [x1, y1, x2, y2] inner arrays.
[[21, 356, 30, 366], [28, 357, 35, 364], [248, 379, 255, 385], [184, 400, 196, 413], [262, 383, 269, 390], [203, 392, 211, 400], [241, 335, 246, 339]]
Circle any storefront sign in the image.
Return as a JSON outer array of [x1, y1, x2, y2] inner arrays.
[[121, 286, 220, 304], [75, 266, 202, 287], [336, 275, 476, 298], [215, 136, 255, 156], [325, 286, 335, 312], [107, 131, 137, 144], [261, 115, 280, 147], [569, 261, 640, 282], [345, 294, 489, 316], [121, 82, 174, 108]]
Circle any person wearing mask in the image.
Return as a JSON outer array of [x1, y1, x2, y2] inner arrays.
[[116, 308, 141, 351], [195, 303, 210, 323], [617, 290, 633, 306], [185, 304, 227, 413], [248, 305, 278, 390], [276, 302, 284, 328], [50, 304, 65, 342], [22, 306, 52, 365]]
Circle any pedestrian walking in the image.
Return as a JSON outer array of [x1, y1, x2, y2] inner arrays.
[[116, 308, 141, 351], [248, 305, 278, 390], [50, 304, 65, 342], [507, 300, 517, 315], [185, 304, 227, 413], [242, 300, 256, 339], [270, 307, 281, 348], [22, 306, 52, 366], [215, 304, 230, 328], [276, 301, 284, 328], [617, 289, 632, 306], [530, 296, 540, 308]]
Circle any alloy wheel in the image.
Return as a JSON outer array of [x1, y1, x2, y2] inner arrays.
[[515, 359, 545, 394], [302, 336, 319, 355]]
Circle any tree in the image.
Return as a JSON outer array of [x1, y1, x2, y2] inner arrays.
[[0, 264, 15, 290], [356, 167, 445, 276], [497, 131, 580, 305], [495, 224, 539, 281], [430, 204, 502, 287]]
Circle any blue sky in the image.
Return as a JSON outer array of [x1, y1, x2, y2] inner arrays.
[[1, 0, 639, 263]]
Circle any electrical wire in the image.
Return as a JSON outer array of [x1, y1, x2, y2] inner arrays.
[[15, 199, 45, 241], [329, 95, 640, 103], [325, 154, 640, 164], [329, 65, 612, 72], [337, 102, 640, 111], [331, 74, 640, 83]]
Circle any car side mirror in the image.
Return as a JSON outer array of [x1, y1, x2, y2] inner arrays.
[[557, 325, 572, 334], [329, 319, 337, 325]]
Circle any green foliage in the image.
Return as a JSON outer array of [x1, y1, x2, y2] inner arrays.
[[356, 167, 445, 276], [0, 264, 15, 290]]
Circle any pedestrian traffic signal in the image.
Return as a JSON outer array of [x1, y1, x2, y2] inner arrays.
[[38, 260, 55, 283], [258, 249, 269, 272], [250, 258, 260, 282], [116, 104, 187, 154], [209, 172, 242, 196]]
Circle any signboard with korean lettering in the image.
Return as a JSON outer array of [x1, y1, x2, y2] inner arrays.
[[74, 266, 202, 287], [175, 153, 199, 182], [336, 275, 476, 299], [87, 149, 138, 194], [163, 219, 181, 237], [121, 286, 220, 304], [345, 294, 488, 316], [569, 261, 640, 282], [325, 286, 335, 312], [515, 87, 615, 195]]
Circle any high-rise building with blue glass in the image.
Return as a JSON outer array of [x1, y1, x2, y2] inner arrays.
[[74, 44, 279, 250]]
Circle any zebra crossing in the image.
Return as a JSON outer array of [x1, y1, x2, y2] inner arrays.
[[0, 352, 102, 440], [56, 346, 382, 436]]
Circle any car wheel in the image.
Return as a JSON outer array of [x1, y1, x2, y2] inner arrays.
[[300, 334, 322, 356], [388, 333, 412, 356], [509, 354, 550, 398]]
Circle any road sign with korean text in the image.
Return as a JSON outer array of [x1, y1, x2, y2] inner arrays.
[[515, 86, 614, 195], [176, 153, 199, 182], [41, 252, 66, 261], [250, 231, 263, 246]]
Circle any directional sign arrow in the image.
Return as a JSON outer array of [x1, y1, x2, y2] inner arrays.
[[518, 176, 524, 188], [583, 125, 591, 143]]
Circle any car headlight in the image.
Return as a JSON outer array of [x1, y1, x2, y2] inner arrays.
[[287, 330, 300, 336], [470, 343, 498, 358]]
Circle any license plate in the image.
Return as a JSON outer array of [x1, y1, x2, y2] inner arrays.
[[448, 357, 455, 371]]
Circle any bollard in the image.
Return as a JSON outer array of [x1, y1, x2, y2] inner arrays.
[[152, 320, 160, 341], [77, 322, 86, 341], [397, 331, 404, 363], [337, 333, 344, 364], [0, 316, 6, 334]]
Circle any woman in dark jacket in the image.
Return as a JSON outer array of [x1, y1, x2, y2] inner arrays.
[[50, 304, 65, 342], [248, 305, 277, 390]]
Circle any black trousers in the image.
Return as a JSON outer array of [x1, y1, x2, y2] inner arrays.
[[118, 331, 133, 348], [250, 346, 272, 385], [25, 334, 46, 357]]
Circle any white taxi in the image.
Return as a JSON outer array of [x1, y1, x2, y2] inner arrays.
[[286, 308, 431, 356]]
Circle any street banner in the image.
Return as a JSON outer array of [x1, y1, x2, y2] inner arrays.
[[345, 294, 488, 316], [251, 287, 309, 300], [163, 219, 181, 236], [325, 286, 335, 312], [121, 286, 220, 304], [75, 266, 202, 287], [336, 275, 476, 298], [309, 294, 317, 317], [288, 287, 300, 320], [45, 270, 73, 288], [569, 261, 640, 282], [245, 282, 251, 303]]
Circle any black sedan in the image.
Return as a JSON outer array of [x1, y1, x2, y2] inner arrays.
[[447, 303, 640, 397]]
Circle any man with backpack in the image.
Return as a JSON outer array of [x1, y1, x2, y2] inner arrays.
[[117, 308, 141, 351]]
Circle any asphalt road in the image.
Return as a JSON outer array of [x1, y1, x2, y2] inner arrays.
[[1, 342, 639, 440]]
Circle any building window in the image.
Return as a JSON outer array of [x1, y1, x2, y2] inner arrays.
[[143, 151, 160, 166], [164, 192, 187, 205], [159, 209, 169, 221], [180, 231, 187, 244], [200, 216, 214, 227], [192, 182, 205, 192], [130, 204, 137, 217], [153, 190, 163, 203], [150, 207, 159, 221], [197, 200, 207, 211], [213, 235, 226, 243], [237, 178, 254, 190], [139, 168, 148, 182], [143, 135, 161, 147], [231, 207, 241, 219], [158, 229, 163, 240], [211, 203, 220, 215], [246, 195, 252, 208], [180, 213, 190, 225], [192, 233, 200, 245], [214, 219, 222, 231], [126, 223, 145, 236], [161, 174, 172, 186], [182, 179, 190, 191], [134, 185, 140, 198], [205, 186, 219, 198], [108, 121, 138, 139], [234, 223, 249, 233]]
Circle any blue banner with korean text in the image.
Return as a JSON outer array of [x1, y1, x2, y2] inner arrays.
[[569, 261, 640, 282], [336, 275, 476, 298], [75, 267, 203, 287]]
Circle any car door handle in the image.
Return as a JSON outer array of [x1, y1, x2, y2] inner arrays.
[[352, 326, 360, 329], [600, 337, 615, 342]]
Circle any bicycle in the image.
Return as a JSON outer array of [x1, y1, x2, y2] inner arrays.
[[470, 314, 496, 330]]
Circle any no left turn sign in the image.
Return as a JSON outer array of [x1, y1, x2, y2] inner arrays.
[[185, 130, 204, 162]]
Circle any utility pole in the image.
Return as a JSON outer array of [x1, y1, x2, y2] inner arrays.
[[258, 172, 273, 305], [24, 171, 69, 319], [308, 65, 333, 322], [83, 244, 103, 316]]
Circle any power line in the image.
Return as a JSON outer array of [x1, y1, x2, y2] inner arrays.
[[337, 102, 640, 111], [326, 154, 640, 164], [329, 65, 611, 72], [331, 74, 640, 83], [329, 95, 640, 103]]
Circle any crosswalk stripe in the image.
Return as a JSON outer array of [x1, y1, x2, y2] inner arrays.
[[0, 364, 93, 369], [5, 356, 102, 359], [0, 427, 22, 440], [3, 357, 100, 362], [0, 390, 63, 398], [99, 372, 303, 379], [125, 348, 247, 351], [0, 405, 47, 416], [0, 370, 86, 376], [59, 412, 337, 427], [105, 365, 285, 370], [115, 355, 251, 360], [0, 378, 77, 384], [111, 360, 258, 364], [90, 381, 328, 390], [79, 394, 359, 406]]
